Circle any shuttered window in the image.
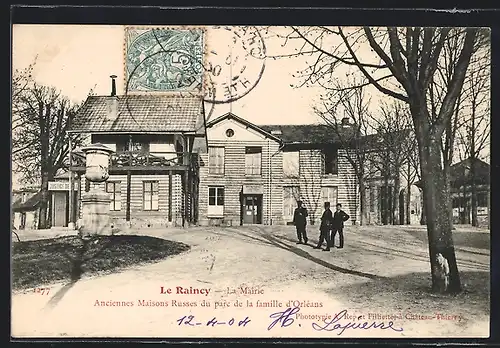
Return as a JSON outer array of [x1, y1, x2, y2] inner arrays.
[[283, 186, 300, 219], [245, 147, 262, 175], [208, 147, 225, 174], [143, 181, 159, 211], [106, 181, 121, 211], [283, 151, 300, 177], [321, 186, 338, 206]]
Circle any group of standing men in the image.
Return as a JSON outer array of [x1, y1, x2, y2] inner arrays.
[[293, 200, 350, 251]]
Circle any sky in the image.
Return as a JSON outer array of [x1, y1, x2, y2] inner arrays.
[[11, 25, 490, 189], [12, 25, 332, 125]]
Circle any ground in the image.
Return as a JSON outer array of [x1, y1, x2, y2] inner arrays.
[[12, 235, 190, 290], [11, 224, 490, 338]]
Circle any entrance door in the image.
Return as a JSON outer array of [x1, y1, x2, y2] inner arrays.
[[53, 192, 68, 227], [242, 195, 262, 224]]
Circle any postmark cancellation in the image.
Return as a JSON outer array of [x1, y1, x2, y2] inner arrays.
[[124, 26, 205, 94]]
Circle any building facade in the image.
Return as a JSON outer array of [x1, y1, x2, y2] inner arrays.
[[450, 158, 490, 227], [198, 113, 359, 226], [67, 84, 207, 229], [12, 187, 41, 230], [48, 172, 79, 228]]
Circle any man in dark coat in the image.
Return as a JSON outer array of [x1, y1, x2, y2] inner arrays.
[[330, 203, 350, 249], [314, 201, 333, 251], [293, 200, 308, 244]]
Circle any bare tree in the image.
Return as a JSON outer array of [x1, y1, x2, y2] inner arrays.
[[12, 58, 36, 154], [267, 26, 488, 293], [12, 80, 84, 229], [370, 101, 415, 225], [455, 53, 490, 226], [314, 82, 375, 226], [289, 149, 324, 225]]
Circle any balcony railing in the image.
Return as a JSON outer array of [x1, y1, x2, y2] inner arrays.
[[112, 151, 186, 167], [71, 151, 199, 169]]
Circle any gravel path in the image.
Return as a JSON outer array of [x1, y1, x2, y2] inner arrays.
[[11, 225, 490, 339]]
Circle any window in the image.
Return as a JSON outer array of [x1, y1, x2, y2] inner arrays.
[[322, 149, 338, 175], [283, 186, 300, 218], [245, 147, 262, 175], [106, 181, 121, 211], [208, 186, 224, 217], [283, 151, 300, 177], [226, 129, 234, 137], [128, 141, 143, 152], [208, 146, 225, 174], [321, 186, 338, 206], [150, 142, 177, 161], [143, 181, 159, 211]]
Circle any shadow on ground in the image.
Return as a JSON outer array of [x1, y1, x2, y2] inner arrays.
[[216, 226, 386, 280], [323, 270, 490, 324], [402, 228, 490, 250], [12, 235, 190, 310]]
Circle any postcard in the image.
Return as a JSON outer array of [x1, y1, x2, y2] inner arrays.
[[11, 23, 490, 339]]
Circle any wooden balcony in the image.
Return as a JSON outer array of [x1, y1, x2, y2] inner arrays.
[[69, 151, 199, 175]]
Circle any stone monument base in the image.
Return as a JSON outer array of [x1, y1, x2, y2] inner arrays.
[[80, 189, 112, 236]]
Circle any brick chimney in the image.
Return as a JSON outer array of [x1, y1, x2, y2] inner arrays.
[[106, 75, 119, 121]]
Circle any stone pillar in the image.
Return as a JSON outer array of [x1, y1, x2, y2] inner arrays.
[[80, 188, 112, 236], [78, 143, 115, 236]]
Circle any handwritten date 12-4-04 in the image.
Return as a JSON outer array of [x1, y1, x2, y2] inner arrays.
[[177, 315, 251, 327]]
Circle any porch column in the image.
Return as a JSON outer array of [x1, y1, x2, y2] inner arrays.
[[76, 174, 82, 220], [51, 191, 55, 227], [168, 170, 173, 222], [183, 171, 188, 227], [126, 171, 131, 221], [68, 136, 74, 229]]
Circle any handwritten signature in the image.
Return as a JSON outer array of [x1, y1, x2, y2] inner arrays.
[[269, 307, 404, 335], [177, 315, 251, 327]]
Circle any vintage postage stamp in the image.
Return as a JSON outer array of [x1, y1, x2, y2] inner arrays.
[[11, 23, 491, 340], [124, 26, 205, 93]]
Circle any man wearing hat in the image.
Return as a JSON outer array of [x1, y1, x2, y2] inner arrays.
[[293, 200, 309, 244]]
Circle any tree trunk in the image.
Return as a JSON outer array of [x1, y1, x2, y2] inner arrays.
[[470, 157, 478, 227], [461, 184, 468, 224], [470, 97, 478, 227], [419, 132, 461, 294], [38, 171, 50, 229], [393, 170, 400, 225], [420, 195, 426, 225], [359, 179, 368, 226], [443, 160, 454, 231], [47, 194, 53, 228], [406, 162, 411, 225], [383, 175, 390, 225]]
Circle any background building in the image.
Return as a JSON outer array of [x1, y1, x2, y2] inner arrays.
[[198, 113, 360, 226], [450, 158, 490, 227], [12, 187, 41, 230], [67, 78, 207, 229]]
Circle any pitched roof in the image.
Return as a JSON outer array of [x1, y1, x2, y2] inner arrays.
[[414, 158, 490, 189], [12, 191, 42, 212], [54, 171, 79, 180], [450, 158, 490, 187], [69, 94, 205, 133], [260, 124, 359, 145], [207, 113, 282, 142]]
